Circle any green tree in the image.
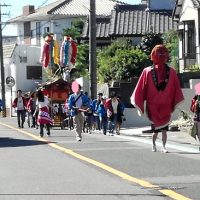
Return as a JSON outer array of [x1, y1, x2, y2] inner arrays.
[[162, 30, 179, 71], [97, 39, 150, 83], [75, 43, 89, 77], [62, 19, 84, 44], [138, 31, 163, 56]]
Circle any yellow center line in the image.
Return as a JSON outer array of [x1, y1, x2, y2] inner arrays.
[[0, 122, 192, 200]]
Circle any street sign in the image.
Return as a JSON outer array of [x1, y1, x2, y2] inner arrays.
[[6, 76, 15, 88]]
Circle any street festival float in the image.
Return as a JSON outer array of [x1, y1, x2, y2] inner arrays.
[[39, 33, 77, 127]]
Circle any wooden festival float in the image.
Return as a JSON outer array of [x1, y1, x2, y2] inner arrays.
[[38, 32, 77, 128], [40, 78, 71, 128]]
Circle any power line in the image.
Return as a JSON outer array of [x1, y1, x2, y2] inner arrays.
[[38, 0, 50, 9]]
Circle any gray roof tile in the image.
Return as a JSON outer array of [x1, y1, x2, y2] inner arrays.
[[49, 0, 125, 16], [82, 4, 177, 39], [192, 0, 200, 7], [9, 0, 125, 23], [3, 43, 17, 58], [82, 17, 111, 38], [9, 0, 66, 22], [111, 9, 177, 36]]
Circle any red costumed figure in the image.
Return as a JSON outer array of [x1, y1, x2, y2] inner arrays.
[[130, 44, 184, 153], [40, 35, 52, 68], [60, 35, 77, 69], [70, 40, 77, 65]]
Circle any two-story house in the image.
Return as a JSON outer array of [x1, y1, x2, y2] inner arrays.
[[3, 0, 125, 116], [8, 0, 124, 46], [5, 0, 193, 126], [173, 0, 200, 72]]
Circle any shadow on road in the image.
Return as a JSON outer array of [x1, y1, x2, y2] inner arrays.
[[0, 137, 47, 148]]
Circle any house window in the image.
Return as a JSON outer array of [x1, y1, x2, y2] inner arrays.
[[24, 22, 31, 38], [31, 30, 35, 38], [36, 22, 41, 45], [44, 27, 50, 33], [26, 66, 42, 80], [19, 56, 27, 63], [184, 21, 196, 59]]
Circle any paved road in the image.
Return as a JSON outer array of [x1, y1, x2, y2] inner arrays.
[[0, 117, 200, 200]]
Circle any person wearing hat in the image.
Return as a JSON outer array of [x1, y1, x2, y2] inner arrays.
[[131, 44, 184, 153]]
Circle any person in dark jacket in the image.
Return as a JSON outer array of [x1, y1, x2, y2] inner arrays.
[[12, 90, 27, 128], [97, 96, 107, 135], [190, 95, 200, 141], [105, 91, 124, 135], [92, 93, 103, 132], [27, 92, 37, 128]]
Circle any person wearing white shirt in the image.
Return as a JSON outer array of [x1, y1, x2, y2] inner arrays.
[[33, 90, 53, 137], [12, 90, 27, 128]]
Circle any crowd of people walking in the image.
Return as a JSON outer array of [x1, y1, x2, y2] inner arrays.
[[11, 85, 125, 141], [12, 44, 200, 153]]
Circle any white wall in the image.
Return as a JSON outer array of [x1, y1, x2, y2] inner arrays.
[[51, 18, 73, 45], [4, 45, 43, 115], [29, 18, 73, 46], [122, 88, 196, 128], [12, 45, 42, 91], [178, 0, 200, 71]]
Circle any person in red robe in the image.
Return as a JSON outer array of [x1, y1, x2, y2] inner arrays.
[[131, 44, 184, 153]]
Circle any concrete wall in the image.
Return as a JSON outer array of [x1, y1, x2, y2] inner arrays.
[[122, 88, 196, 128], [3, 45, 43, 116]]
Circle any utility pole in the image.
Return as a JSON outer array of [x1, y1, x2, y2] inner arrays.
[[89, 0, 97, 100], [0, 2, 10, 117]]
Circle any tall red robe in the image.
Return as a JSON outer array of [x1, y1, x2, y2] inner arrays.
[[131, 66, 184, 129], [40, 42, 50, 68]]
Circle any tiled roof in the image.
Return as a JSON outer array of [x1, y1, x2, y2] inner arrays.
[[48, 0, 125, 16], [8, 0, 125, 23], [82, 4, 177, 39], [40, 78, 70, 87], [110, 10, 177, 36], [82, 17, 111, 38], [8, 0, 68, 22], [191, 0, 200, 7], [3, 43, 17, 58]]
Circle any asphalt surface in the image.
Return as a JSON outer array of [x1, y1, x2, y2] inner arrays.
[[1, 116, 200, 200], [0, 116, 199, 153]]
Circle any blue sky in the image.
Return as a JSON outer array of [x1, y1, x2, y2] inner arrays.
[[2, 0, 141, 36]]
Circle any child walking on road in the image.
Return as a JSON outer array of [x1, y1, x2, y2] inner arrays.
[[33, 90, 53, 137]]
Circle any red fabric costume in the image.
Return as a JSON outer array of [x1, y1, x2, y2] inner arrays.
[[40, 35, 51, 68], [131, 45, 184, 129], [37, 107, 53, 125], [70, 40, 77, 65], [12, 97, 27, 109]]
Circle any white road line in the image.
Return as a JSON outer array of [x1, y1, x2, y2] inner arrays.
[[116, 135, 200, 153]]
